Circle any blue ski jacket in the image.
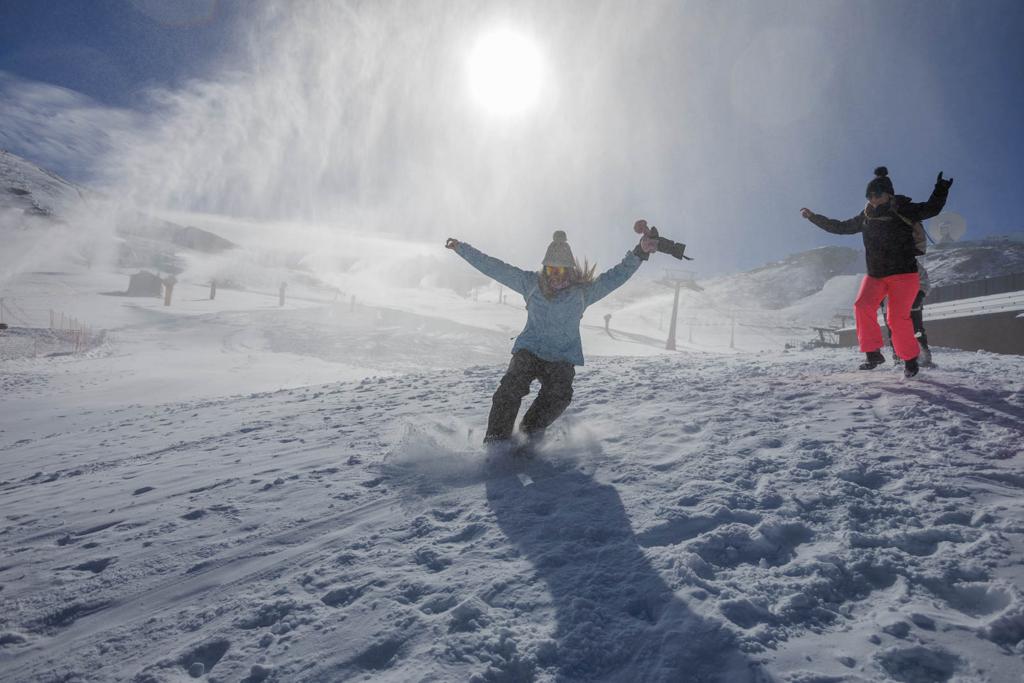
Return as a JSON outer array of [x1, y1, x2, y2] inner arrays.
[[454, 242, 642, 365]]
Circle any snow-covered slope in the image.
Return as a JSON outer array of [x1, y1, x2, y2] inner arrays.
[[0, 149, 87, 220], [2, 349, 1023, 682], [923, 236, 1024, 288], [590, 233, 1024, 350], [0, 151, 236, 281], [701, 246, 864, 310], [2, 226, 1024, 682], [3, 155, 1024, 681]]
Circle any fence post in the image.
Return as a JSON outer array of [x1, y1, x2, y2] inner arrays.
[[163, 276, 177, 306]]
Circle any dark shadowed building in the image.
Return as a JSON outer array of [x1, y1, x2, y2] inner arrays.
[[125, 271, 163, 297]]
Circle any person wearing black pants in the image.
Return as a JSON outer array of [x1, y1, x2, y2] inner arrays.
[[447, 224, 655, 446], [486, 349, 576, 442]]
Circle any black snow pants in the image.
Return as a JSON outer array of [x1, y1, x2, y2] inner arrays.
[[909, 291, 928, 346], [883, 291, 928, 348], [484, 349, 575, 442]]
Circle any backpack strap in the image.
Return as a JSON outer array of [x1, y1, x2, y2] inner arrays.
[[893, 209, 937, 246], [892, 209, 915, 228]]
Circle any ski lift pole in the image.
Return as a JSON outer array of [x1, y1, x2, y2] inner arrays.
[[666, 280, 681, 351]]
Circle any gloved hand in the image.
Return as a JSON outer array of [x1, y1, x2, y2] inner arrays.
[[445, 238, 460, 250], [800, 208, 814, 219], [633, 234, 658, 261], [935, 172, 954, 192]]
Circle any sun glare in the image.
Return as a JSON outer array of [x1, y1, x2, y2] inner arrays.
[[466, 28, 544, 117]]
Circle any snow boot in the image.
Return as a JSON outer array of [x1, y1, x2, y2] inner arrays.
[[903, 356, 919, 378], [483, 435, 514, 456], [919, 344, 933, 367], [859, 350, 886, 370]]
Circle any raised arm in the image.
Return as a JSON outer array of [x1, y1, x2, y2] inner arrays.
[[900, 172, 953, 223], [583, 250, 643, 307], [446, 238, 534, 296], [800, 207, 864, 235]]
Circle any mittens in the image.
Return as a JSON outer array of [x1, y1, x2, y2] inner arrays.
[[633, 235, 657, 261]]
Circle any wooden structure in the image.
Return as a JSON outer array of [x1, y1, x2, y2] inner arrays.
[[810, 326, 843, 347]]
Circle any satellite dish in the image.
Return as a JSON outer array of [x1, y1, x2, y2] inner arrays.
[[929, 212, 966, 244]]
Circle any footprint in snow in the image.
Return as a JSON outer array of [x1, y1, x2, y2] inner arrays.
[[935, 581, 1012, 618], [0, 631, 29, 647], [636, 509, 762, 548], [413, 546, 452, 572], [65, 557, 116, 574], [875, 645, 961, 683], [430, 507, 462, 522], [177, 638, 231, 678], [836, 468, 889, 490], [340, 637, 404, 671], [29, 600, 111, 634], [321, 584, 365, 608], [395, 580, 440, 605]]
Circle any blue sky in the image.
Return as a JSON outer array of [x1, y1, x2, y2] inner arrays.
[[1, 0, 1022, 275], [0, 0, 243, 106]]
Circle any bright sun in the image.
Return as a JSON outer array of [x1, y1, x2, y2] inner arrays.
[[466, 28, 544, 116]]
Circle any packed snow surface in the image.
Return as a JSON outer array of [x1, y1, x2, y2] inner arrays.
[[2, 154, 1024, 679], [2, 315, 1023, 681]]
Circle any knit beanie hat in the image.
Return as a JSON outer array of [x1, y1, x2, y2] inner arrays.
[[542, 230, 576, 268], [866, 166, 895, 198]]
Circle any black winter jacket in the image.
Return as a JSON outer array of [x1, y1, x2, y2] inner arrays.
[[807, 183, 948, 278]]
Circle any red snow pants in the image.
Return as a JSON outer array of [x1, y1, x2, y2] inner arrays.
[[854, 273, 920, 360]]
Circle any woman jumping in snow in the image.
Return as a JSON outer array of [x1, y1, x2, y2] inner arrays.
[[800, 167, 953, 377], [446, 222, 656, 445]]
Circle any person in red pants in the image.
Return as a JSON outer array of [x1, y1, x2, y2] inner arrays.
[[801, 167, 953, 377]]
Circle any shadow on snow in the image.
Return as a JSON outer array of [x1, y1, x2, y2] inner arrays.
[[486, 458, 770, 682]]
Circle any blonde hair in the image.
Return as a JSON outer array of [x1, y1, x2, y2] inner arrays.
[[574, 258, 596, 284]]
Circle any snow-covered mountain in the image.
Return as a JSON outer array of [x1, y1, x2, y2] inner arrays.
[[593, 232, 1024, 349], [701, 246, 865, 310], [0, 150, 236, 277], [680, 235, 1024, 318], [923, 236, 1024, 288], [1, 148, 89, 221], [6, 148, 1023, 328]]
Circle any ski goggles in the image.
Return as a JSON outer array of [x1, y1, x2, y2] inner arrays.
[[544, 265, 570, 277]]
